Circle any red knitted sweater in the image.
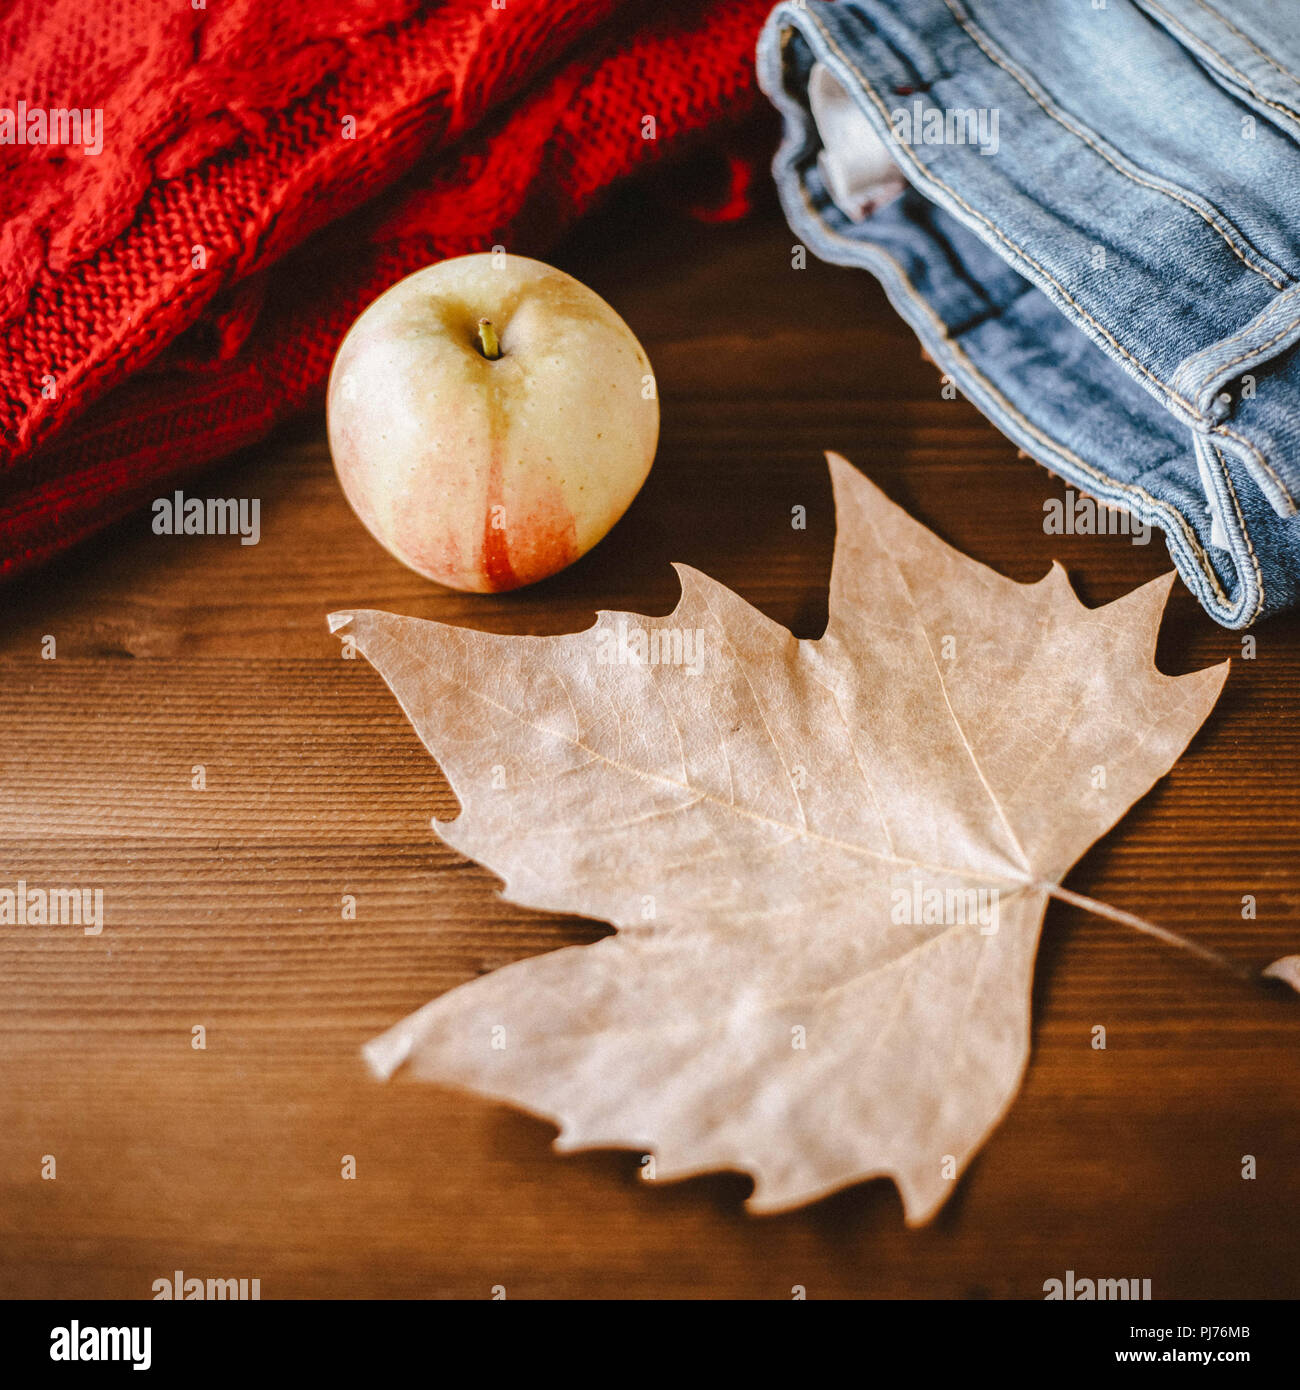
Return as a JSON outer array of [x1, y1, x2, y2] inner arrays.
[[0, 0, 773, 578]]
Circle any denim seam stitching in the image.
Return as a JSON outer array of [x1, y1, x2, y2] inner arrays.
[[944, 0, 1291, 291], [1188, 294, 1300, 371], [1216, 422, 1295, 511], [1146, 0, 1300, 122], [1210, 441, 1264, 623], [785, 176, 1232, 608], [1195, 312, 1300, 509], [1193, 0, 1300, 89], [1198, 313, 1300, 388], [801, 11, 1203, 419]]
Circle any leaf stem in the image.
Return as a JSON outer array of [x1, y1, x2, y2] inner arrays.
[[1043, 881, 1255, 983]]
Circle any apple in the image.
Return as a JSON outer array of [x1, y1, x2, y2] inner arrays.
[[326, 253, 659, 592]]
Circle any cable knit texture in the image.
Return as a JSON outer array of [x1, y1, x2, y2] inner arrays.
[[0, 0, 772, 577]]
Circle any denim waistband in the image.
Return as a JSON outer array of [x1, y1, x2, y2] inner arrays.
[[757, 0, 1300, 626]]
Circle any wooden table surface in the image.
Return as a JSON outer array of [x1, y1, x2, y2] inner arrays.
[[2, 187, 1298, 1300]]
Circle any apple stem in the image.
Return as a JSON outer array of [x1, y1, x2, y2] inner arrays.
[[475, 318, 501, 361]]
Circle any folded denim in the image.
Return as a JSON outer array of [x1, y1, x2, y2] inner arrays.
[[757, 0, 1300, 627]]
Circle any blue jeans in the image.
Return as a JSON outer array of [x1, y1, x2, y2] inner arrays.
[[758, 0, 1300, 626]]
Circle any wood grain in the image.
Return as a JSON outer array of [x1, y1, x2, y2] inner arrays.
[[2, 189, 1298, 1299]]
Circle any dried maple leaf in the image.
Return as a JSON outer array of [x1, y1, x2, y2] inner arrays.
[[330, 453, 1231, 1222]]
